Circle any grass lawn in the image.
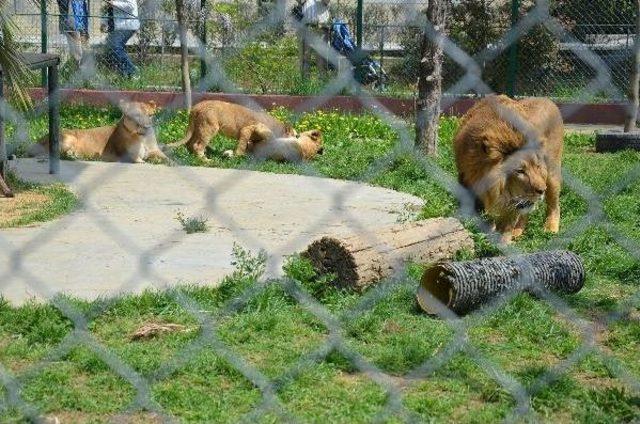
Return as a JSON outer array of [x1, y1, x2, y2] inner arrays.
[[1, 105, 639, 423], [0, 174, 77, 229]]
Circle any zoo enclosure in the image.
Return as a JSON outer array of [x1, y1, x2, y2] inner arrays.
[[1, 0, 640, 422], [6, 0, 638, 102]]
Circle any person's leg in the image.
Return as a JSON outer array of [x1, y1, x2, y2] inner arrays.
[[76, 0, 90, 63], [119, 30, 138, 76], [105, 30, 137, 76], [64, 32, 83, 62], [57, 0, 83, 62], [56, 0, 70, 33], [104, 30, 122, 72]]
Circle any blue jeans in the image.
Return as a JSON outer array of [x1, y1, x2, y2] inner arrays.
[[105, 30, 137, 77], [57, 0, 88, 36]]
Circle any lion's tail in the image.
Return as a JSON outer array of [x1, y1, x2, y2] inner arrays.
[[165, 113, 195, 148]]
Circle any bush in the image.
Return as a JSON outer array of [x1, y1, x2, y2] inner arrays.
[[224, 35, 326, 94], [175, 211, 209, 234], [393, 1, 564, 95]]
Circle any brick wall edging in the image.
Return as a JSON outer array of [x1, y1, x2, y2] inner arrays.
[[28, 88, 630, 125]]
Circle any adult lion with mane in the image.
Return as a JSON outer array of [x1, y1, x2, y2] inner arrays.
[[454, 95, 564, 244]]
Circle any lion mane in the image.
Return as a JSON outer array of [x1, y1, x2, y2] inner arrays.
[[453, 95, 564, 243]]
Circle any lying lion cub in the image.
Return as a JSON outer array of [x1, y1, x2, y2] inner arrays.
[[170, 100, 299, 158], [222, 123, 324, 162], [28, 100, 167, 163], [454, 95, 564, 244]]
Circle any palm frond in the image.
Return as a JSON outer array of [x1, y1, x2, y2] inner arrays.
[[0, 4, 34, 109]]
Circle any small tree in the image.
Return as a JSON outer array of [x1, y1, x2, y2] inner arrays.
[[415, 0, 448, 156], [625, 0, 640, 133], [0, 1, 31, 107], [176, 0, 192, 111]]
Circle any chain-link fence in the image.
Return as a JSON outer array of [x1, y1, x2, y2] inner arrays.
[[5, 0, 637, 102], [1, 0, 640, 422]]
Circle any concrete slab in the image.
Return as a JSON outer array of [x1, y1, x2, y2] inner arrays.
[[0, 159, 423, 305]]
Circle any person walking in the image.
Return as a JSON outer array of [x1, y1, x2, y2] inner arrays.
[[296, 0, 332, 78], [56, 0, 89, 63], [100, 0, 140, 77]]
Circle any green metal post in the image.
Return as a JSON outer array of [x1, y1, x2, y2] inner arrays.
[[356, 0, 363, 48], [200, 0, 207, 81], [506, 0, 519, 97], [40, 0, 48, 87]]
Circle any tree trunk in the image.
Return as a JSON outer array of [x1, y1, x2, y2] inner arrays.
[[297, 0, 310, 80], [176, 0, 192, 111], [415, 0, 447, 156], [302, 218, 474, 291], [625, 0, 640, 133]]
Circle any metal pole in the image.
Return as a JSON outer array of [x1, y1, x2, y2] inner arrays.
[[356, 0, 363, 49], [507, 0, 520, 97], [40, 0, 48, 87], [48, 64, 60, 175], [200, 0, 207, 81]]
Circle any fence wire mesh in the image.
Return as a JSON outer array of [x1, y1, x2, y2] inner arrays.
[[1, 0, 640, 422], [6, 0, 638, 101]]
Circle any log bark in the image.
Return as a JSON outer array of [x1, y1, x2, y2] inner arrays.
[[302, 218, 474, 290], [417, 250, 585, 316], [415, 0, 447, 156], [176, 0, 192, 111], [625, 0, 640, 133]]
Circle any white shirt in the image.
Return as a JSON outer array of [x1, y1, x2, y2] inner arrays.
[[301, 0, 330, 25]]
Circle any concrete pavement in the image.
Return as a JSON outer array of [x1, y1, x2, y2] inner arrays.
[[0, 159, 423, 305]]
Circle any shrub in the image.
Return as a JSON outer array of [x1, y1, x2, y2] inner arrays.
[[175, 211, 209, 234], [224, 35, 327, 94]]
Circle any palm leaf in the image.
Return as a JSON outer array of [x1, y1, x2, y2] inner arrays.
[[0, 2, 35, 108]]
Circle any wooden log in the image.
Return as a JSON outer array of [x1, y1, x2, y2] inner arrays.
[[302, 218, 474, 290]]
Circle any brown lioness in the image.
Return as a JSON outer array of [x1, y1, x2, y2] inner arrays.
[[170, 100, 298, 158], [222, 124, 324, 162], [28, 100, 167, 163], [454, 95, 564, 244]]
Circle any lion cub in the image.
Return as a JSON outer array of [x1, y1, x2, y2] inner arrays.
[[454, 95, 564, 244], [223, 124, 324, 162], [170, 100, 300, 158], [29, 100, 167, 163]]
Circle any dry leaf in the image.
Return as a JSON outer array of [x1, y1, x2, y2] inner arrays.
[[130, 322, 192, 340]]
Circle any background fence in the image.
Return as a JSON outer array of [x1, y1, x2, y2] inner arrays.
[[6, 0, 637, 102]]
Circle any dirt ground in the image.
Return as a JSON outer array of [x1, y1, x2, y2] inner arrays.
[[0, 191, 51, 227]]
